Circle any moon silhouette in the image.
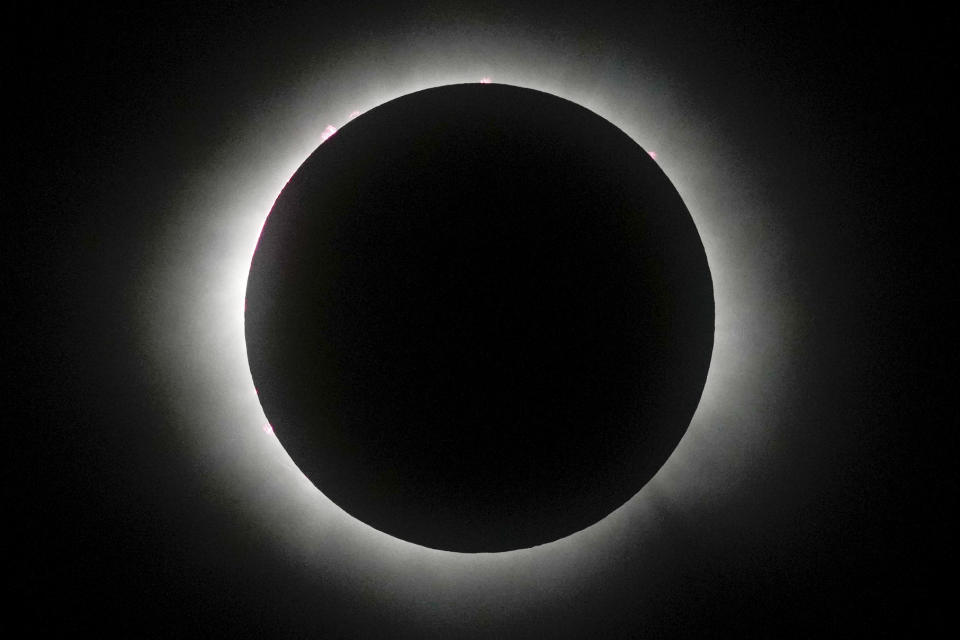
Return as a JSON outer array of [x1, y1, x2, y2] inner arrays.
[[245, 84, 714, 552]]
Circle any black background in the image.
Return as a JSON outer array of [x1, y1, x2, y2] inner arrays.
[[12, 1, 954, 636]]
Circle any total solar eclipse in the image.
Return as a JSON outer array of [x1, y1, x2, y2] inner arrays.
[[245, 83, 714, 552]]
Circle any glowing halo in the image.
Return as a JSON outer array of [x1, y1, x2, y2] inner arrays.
[[142, 52, 796, 624]]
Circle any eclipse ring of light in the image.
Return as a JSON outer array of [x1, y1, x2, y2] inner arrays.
[[244, 83, 715, 553], [145, 53, 794, 622]]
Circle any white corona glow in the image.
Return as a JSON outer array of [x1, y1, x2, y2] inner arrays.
[[143, 42, 795, 627]]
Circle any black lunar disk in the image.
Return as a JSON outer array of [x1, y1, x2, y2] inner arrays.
[[245, 84, 714, 552]]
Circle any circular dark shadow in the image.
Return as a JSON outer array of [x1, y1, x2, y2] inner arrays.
[[245, 84, 714, 552]]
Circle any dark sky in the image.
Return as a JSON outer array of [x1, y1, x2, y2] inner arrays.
[[13, 1, 953, 636]]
